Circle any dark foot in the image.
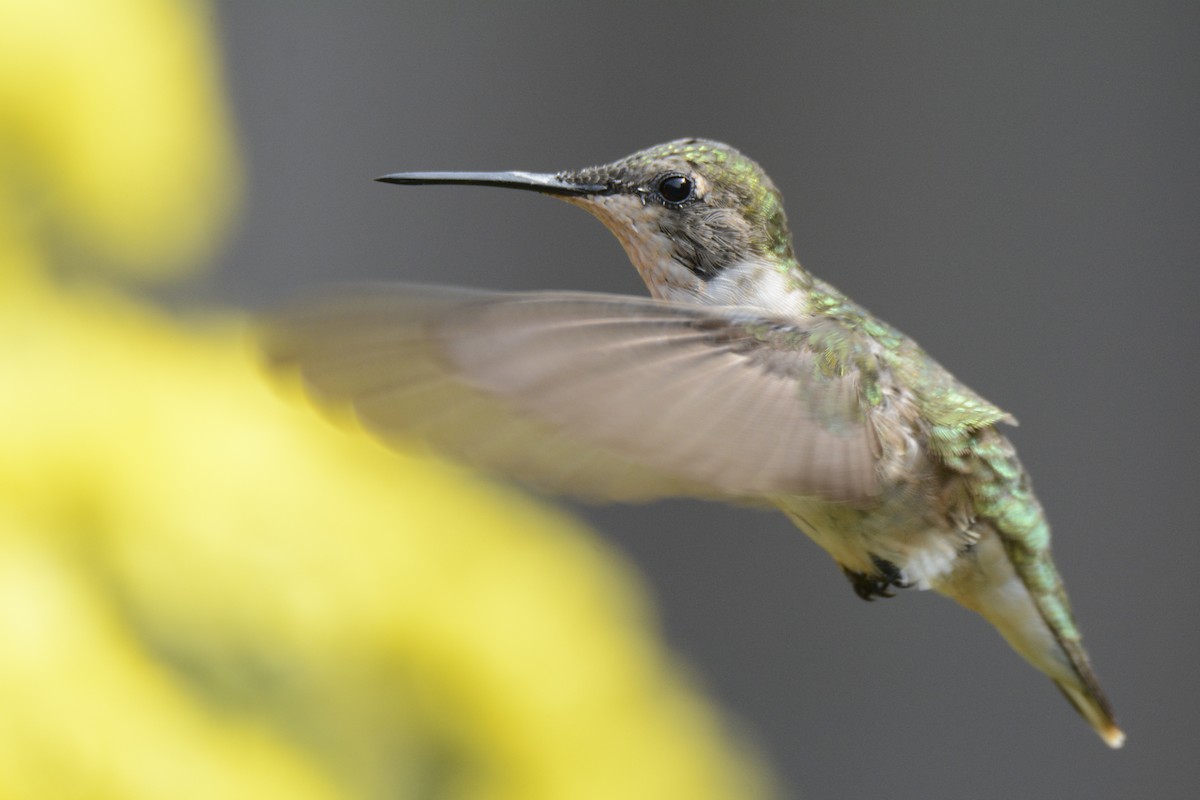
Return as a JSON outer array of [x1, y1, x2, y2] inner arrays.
[[843, 555, 909, 602]]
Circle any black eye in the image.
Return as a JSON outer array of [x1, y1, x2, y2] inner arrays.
[[656, 173, 694, 204]]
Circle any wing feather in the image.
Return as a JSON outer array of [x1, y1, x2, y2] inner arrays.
[[264, 284, 883, 503]]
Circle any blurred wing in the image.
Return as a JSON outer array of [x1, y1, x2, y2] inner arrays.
[[263, 285, 882, 503]]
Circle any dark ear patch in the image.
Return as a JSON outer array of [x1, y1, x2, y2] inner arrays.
[[658, 215, 736, 281], [663, 202, 757, 281]]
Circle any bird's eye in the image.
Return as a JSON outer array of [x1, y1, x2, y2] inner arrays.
[[656, 173, 694, 204]]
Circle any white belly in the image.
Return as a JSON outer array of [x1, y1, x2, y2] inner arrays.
[[776, 495, 964, 590]]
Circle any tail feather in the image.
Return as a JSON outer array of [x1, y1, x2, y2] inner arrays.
[[939, 531, 1124, 747], [1056, 678, 1125, 749], [1047, 626, 1124, 749], [1011, 551, 1125, 749]]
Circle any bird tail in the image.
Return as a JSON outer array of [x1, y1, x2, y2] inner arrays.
[[1010, 547, 1125, 749], [1051, 640, 1125, 748], [940, 531, 1124, 748]]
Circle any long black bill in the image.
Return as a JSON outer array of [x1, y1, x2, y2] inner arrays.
[[375, 170, 608, 197]]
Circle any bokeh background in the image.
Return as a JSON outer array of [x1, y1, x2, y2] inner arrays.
[[4, 2, 1197, 798]]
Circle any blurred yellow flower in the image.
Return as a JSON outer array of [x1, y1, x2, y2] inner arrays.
[[0, 1, 777, 798]]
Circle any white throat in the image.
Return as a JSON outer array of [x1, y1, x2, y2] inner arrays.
[[573, 194, 808, 315]]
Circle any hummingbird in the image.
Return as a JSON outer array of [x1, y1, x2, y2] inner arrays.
[[266, 138, 1123, 747]]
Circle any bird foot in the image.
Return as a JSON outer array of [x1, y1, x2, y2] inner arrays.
[[843, 555, 909, 601]]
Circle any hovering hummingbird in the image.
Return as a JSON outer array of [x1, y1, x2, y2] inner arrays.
[[266, 139, 1123, 747]]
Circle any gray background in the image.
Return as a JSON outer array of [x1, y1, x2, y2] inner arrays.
[[207, 3, 1198, 798]]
